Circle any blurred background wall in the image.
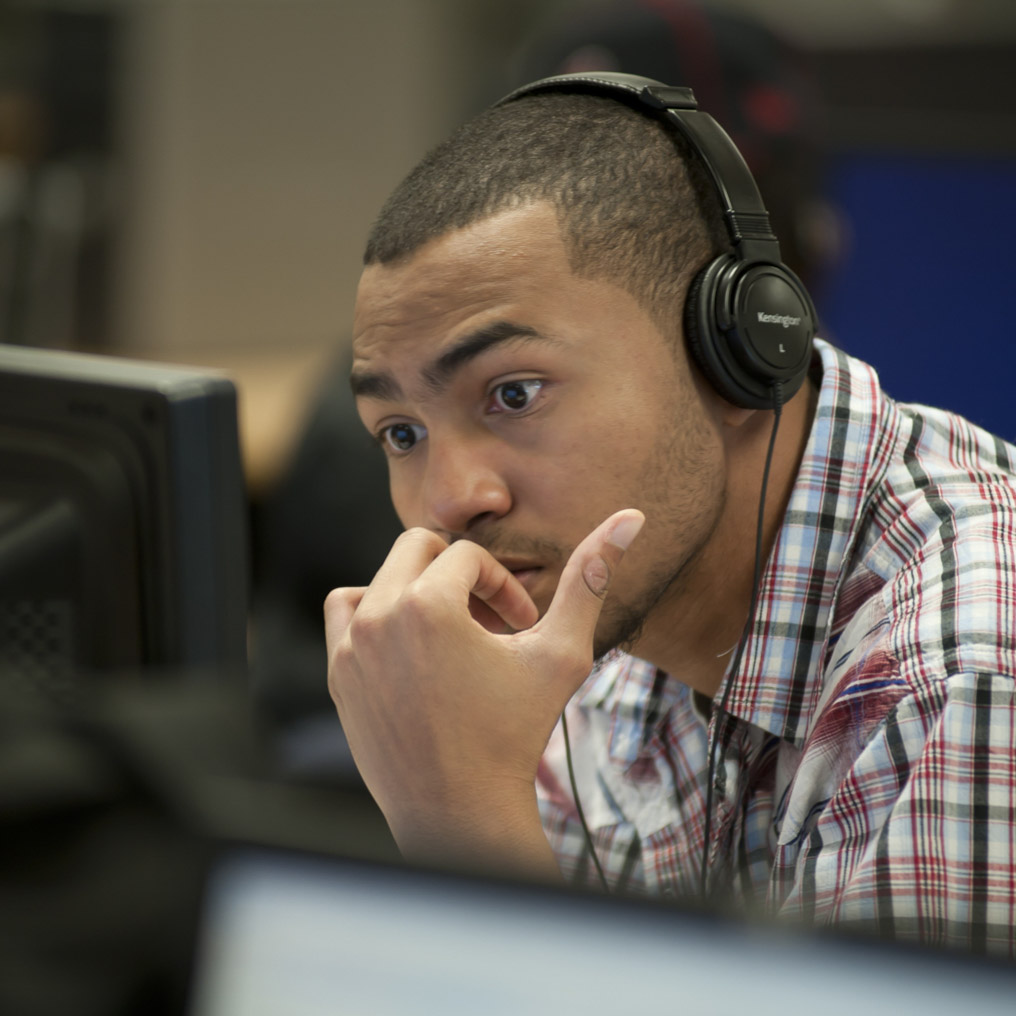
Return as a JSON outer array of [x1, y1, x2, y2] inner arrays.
[[1, 0, 1014, 489]]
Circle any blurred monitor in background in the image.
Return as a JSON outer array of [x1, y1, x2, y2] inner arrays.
[[0, 344, 249, 698], [248, 0, 842, 780], [0, 344, 255, 1013], [815, 98, 1016, 442]]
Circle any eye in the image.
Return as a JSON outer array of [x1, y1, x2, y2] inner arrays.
[[378, 421, 426, 455], [490, 379, 544, 413]]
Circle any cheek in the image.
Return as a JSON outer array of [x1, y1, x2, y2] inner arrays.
[[526, 421, 663, 524], [558, 393, 723, 536], [386, 466, 418, 528]]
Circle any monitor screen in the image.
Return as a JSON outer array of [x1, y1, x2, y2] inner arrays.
[[0, 344, 249, 694], [188, 847, 1016, 1016]]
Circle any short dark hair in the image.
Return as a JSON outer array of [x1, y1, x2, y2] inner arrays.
[[363, 92, 730, 338]]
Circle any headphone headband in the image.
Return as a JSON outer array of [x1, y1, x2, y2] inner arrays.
[[495, 71, 817, 410]]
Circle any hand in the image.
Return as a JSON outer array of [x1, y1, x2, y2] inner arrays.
[[324, 509, 644, 874]]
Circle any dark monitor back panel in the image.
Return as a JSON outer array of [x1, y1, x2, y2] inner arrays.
[[0, 345, 249, 693]]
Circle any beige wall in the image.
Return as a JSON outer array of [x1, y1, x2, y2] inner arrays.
[[113, 1, 474, 359], [109, 0, 505, 487]]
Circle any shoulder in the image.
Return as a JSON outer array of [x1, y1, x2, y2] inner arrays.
[[841, 396, 1016, 686]]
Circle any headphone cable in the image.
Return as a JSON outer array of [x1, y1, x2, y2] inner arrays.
[[699, 380, 784, 897], [562, 709, 610, 891]]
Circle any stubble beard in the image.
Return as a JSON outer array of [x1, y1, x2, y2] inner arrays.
[[591, 481, 728, 666], [590, 531, 701, 665], [589, 404, 727, 667]]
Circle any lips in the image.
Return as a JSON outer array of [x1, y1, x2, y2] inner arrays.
[[504, 562, 539, 577], [503, 566, 551, 612], [496, 557, 543, 591], [510, 566, 540, 588], [484, 543, 561, 610]]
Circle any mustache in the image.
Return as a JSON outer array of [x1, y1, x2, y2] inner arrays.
[[452, 530, 570, 566]]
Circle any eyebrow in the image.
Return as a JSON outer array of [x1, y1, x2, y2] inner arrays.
[[350, 320, 543, 401]]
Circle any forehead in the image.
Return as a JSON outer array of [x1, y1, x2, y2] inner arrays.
[[352, 204, 572, 362]]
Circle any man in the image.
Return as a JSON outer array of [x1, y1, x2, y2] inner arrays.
[[256, 0, 836, 764], [325, 75, 1016, 954]]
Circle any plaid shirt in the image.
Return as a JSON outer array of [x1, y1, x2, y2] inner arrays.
[[537, 339, 1016, 954]]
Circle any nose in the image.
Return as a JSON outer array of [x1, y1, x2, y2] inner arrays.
[[418, 435, 512, 538]]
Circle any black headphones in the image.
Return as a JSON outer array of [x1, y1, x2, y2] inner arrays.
[[496, 72, 816, 411]]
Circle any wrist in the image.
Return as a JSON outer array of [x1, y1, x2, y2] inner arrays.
[[388, 781, 562, 883]]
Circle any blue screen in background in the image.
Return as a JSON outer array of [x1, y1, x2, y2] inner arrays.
[[818, 153, 1016, 443]]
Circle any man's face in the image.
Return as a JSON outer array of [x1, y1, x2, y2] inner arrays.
[[351, 203, 727, 659]]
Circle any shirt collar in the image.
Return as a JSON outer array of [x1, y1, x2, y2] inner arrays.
[[575, 653, 658, 767], [717, 339, 901, 745]]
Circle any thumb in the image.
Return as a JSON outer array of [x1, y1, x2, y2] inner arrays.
[[538, 508, 645, 644]]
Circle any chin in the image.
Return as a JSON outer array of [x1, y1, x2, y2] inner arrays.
[[592, 608, 648, 664]]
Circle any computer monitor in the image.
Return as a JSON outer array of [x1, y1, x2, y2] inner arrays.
[[188, 846, 1016, 1016], [0, 344, 249, 693]]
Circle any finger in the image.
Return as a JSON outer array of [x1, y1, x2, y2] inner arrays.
[[323, 586, 367, 652], [538, 508, 644, 642], [416, 540, 539, 633], [361, 527, 450, 608]]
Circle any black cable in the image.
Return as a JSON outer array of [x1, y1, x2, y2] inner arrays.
[[561, 709, 610, 892], [698, 381, 784, 897]]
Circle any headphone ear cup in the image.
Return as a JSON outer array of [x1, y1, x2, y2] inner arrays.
[[684, 259, 737, 404], [684, 254, 815, 410], [684, 255, 760, 408]]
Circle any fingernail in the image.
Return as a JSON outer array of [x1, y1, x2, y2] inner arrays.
[[607, 511, 645, 551]]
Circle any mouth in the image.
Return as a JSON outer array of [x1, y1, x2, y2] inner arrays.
[[498, 559, 545, 594], [510, 566, 541, 589], [505, 561, 539, 576]]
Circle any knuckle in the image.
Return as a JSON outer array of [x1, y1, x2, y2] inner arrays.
[[398, 526, 447, 553], [399, 580, 440, 622], [348, 606, 385, 646], [323, 586, 348, 615], [326, 639, 353, 698], [326, 662, 344, 700]]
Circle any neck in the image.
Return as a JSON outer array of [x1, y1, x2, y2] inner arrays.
[[633, 378, 818, 698]]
